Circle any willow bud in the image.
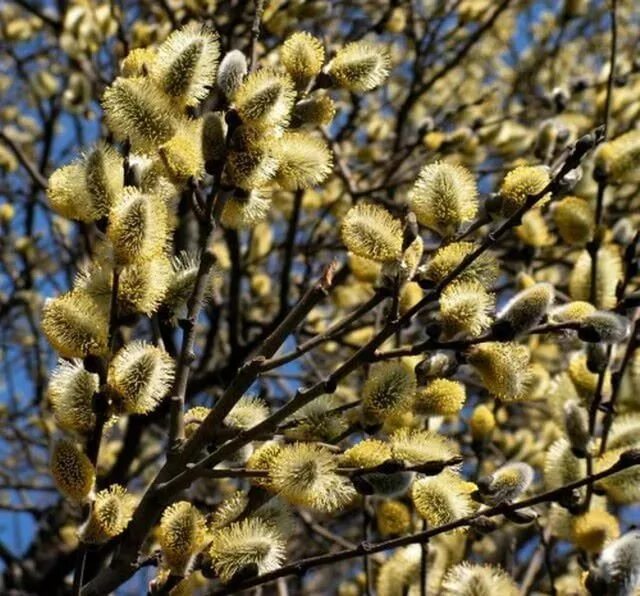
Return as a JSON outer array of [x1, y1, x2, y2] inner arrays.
[[217, 49, 248, 99]]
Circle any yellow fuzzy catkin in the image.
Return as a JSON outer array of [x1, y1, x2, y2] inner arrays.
[[327, 41, 390, 92], [549, 300, 596, 323], [341, 203, 403, 263], [109, 341, 175, 414], [224, 395, 269, 429], [422, 242, 499, 288], [469, 404, 495, 440], [349, 252, 382, 283], [594, 129, 640, 184], [82, 144, 124, 219], [221, 191, 272, 229], [441, 563, 519, 596], [48, 360, 98, 434], [121, 47, 156, 77], [102, 77, 176, 151], [269, 443, 356, 512], [233, 69, 296, 128], [209, 518, 286, 584], [158, 501, 208, 574], [50, 438, 95, 503], [466, 342, 532, 401], [408, 161, 478, 237], [498, 165, 550, 217], [376, 500, 412, 537], [571, 510, 620, 553], [362, 360, 417, 424], [390, 428, 459, 465], [47, 162, 94, 222], [118, 256, 173, 315], [479, 462, 533, 504], [411, 469, 476, 529], [225, 148, 278, 189], [82, 485, 136, 543], [516, 209, 554, 247], [107, 188, 169, 266], [496, 283, 554, 335], [415, 378, 466, 416], [183, 406, 210, 439], [281, 32, 325, 90], [569, 352, 611, 400], [159, 119, 205, 182], [544, 438, 587, 490], [246, 441, 282, 490], [291, 94, 336, 127], [439, 280, 494, 337], [552, 196, 594, 245], [569, 245, 622, 309], [272, 132, 333, 190], [151, 24, 219, 107], [42, 291, 109, 358]]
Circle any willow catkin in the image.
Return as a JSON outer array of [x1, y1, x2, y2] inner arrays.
[[441, 563, 519, 596], [102, 76, 176, 151], [497, 165, 550, 217], [233, 69, 296, 129], [570, 509, 620, 553], [269, 443, 356, 512], [594, 129, 640, 184], [42, 291, 109, 358], [569, 245, 622, 309], [341, 203, 403, 263], [158, 501, 208, 574], [439, 280, 494, 337], [281, 32, 325, 91], [150, 23, 219, 107], [272, 132, 333, 190], [82, 485, 136, 543], [327, 41, 390, 92], [361, 360, 416, 424], [109, 341, 175, 414], [50, 438, 95, 503], [217, 49, 248, 99], [408, 161, 478, 237], [48, 360, 98, 434], [414, 378, 466, 416]]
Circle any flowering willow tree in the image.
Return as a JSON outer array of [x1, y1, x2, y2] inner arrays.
[[1, 0, 640, 594]]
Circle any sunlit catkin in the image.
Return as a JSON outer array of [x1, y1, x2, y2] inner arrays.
[[233, 69, 295, 129], [107, 188, 169, 266], [42, 291, 109, 358], [159, 119, 205, 182], [441, 563, 519, 596], [327, 41, 390, 92], [269, 443, 356, 512], [552, 196, 594, 245], [221, 191, 272, 229], [571, 510, 620, 553], [563, 400, 590, 455], [414, 378, 466, 416], [469, 404, 495, 441], [209, 518, 286, 584], [82, 485, 136, 543], [594, 130, 640, 184], [466, 342, 532, 401], [439, 280, 494, 337], [281, 32, 325, 91], [84, 144, 124, 219], [151, 24, 219, 107], [408, 161, 478, 237], [569, 245, 622, 309], [217, 49, 248, 99], [291, 94, 336, 127], [497, 165, 550, 217], [48, 360, 98, 434], [158, 501, 208, 574], [109, 341, 174, 414], [411, 469, 476, 529], [579, 311, 630, 344], [376, 500, 412, 537], [102, 77, 176, 151], [272, 132, 332, 190], [361, 360, 416, 424], [477, 462, 533, 504], [341, 203, 403, 263], [422, 242, 498, 288], [47, 162, 93, 222], [390, 428, 459, 465], [495, 283, 554, 336], [50, 438, 95, 503]]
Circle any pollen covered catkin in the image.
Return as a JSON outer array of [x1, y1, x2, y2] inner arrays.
[[327, 41, 390, 92], [50, 439, 95, 503], [158, 501, 208, 574], [341, 203, 403, 263]]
